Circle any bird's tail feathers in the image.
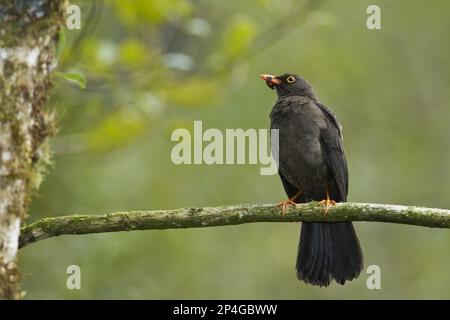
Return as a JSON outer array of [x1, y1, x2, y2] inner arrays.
[[296, 222, 363, 286]]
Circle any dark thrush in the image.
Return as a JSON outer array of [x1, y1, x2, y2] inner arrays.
[[260, 73, 363, 286]]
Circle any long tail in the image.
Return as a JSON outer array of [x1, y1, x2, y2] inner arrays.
[[296, 222, 363, 287]]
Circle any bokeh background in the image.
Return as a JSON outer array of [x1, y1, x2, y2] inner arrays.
[[20, 0, 450, 299]]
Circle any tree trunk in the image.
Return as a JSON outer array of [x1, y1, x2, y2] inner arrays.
[[0, 0, 66, 299]]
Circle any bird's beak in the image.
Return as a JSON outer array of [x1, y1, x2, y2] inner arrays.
[[259, 74, 281, 89]]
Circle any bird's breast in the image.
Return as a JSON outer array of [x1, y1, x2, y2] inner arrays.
[[270, 101, 329, 190]]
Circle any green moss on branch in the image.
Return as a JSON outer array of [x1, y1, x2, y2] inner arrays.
[[19, 202, 450, 249]]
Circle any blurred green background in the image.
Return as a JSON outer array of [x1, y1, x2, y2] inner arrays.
[[20, 0, 450, 299]]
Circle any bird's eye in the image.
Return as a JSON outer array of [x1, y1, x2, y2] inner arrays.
[[286, 76, 296, 84]]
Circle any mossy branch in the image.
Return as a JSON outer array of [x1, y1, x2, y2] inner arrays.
[[19, 202, 450, 248]]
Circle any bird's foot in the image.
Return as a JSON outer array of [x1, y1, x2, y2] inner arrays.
[[277, 190, 303, 216], [277, 199, 297, 216], [317, 192, 336, 215]]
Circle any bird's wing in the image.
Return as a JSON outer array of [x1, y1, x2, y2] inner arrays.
[[316, 102, 349, 200], [316, 102, 344, 139]]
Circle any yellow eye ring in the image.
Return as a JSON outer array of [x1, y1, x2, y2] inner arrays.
[[286, 76, 296, 83]]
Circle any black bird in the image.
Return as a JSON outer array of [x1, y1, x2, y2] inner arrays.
[[260, 73, 363, 286]]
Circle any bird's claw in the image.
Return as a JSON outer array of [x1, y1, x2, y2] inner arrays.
[[317, 198, 336, 215], [277, 199, 297, 216]]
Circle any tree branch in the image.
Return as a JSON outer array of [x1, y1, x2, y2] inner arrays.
[[19, 202, 450, 249]]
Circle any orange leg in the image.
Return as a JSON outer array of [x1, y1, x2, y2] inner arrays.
[[277, 190, 303, 216], [317, 189, 336, 215]]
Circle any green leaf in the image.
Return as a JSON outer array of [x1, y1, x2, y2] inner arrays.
[[55, 30, 66, 61], [87, 110, 147, 151], [54, 71, 87, 89], [222, 17, 257, 58]]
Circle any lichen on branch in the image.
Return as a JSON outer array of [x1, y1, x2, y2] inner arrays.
[[0, 0, 67, 300], [19, 202, 450, 249]]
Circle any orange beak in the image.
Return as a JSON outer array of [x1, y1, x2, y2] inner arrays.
[[259, 74, 282, 85]]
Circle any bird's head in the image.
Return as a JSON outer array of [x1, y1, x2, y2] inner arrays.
[[259, 73, 316, 99]]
